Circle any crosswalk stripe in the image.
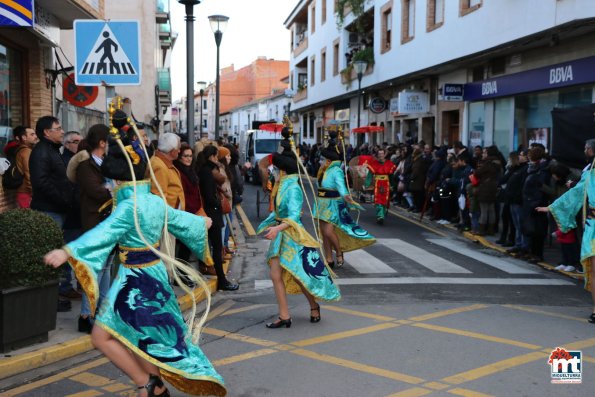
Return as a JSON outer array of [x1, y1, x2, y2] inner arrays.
[[345, 249, 397, 274], [376, 238, 471, 274], [254, 277, 572, 288], [426, 238, 538, 274]]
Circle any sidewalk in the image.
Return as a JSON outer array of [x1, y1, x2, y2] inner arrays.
[[388, 204, 584, 281], [0, 211, 245, 382]]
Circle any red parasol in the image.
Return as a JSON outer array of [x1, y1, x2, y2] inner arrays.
[[351, 126, 385, 134]]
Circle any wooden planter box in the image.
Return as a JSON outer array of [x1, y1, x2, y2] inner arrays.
[[0, 281, 58, 353]]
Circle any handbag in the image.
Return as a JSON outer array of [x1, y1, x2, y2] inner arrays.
[[218, 190, 232, 214]]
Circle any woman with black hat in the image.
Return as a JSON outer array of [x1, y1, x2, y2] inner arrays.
[[313, 131, 375, 268], [44, 118, 226, 396], [257, 131, 340, 328]]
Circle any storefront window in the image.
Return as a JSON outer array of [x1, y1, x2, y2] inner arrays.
[[493, 98, 513, 156], [468, 101, 485, 148], [0, 43, 24, 156], [514, 85, 593, 151]]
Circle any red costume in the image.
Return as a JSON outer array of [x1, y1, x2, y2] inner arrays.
[[358, 155, 396, 207]]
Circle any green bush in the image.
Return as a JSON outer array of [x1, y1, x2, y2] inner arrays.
[[352, 47, 374, 66], [0, 209, 63, 289]]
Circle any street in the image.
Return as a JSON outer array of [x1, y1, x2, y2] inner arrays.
[[3, 183, 594, 397]]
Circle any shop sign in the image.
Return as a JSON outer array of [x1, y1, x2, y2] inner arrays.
[[335, 108, 350, 121], [0, 0, 33, 26], [389, 97, 399, 115], [465, 55, 595, 101], [441, 84, 464, 101], [397, 91, 429, 114], [369, 97, 387, 114]]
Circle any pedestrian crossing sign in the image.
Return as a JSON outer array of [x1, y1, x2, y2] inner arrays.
[[74, 20, 141, 86]]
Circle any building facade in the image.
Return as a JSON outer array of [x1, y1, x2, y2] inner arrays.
[[285, 0, 595, 151]]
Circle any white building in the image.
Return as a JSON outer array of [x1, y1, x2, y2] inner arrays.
[[285, 0, 595, 155]]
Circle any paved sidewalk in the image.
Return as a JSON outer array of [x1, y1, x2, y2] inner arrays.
[[0, 210, 245, 382]]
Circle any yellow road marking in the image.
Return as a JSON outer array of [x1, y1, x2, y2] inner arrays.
[[385, 388, 434, 397], [559, 336, 595, 350], [322, 305, 397, 321], [388, 209, 448, 237], [102, 383, 132, 392], [291, 323, 400, 347], [423, 381, 449, 390], [441, 351, 547, 384], [292, 348, 425, 384], [235, 204, 256, 236], [213, 348, 278, 366], [65, 391, 103, 397], [503, 304, 586, 322], [411, 323, 542, 350], [202, 327, 278, 347], [1, 357, 109, 396], [408, 304, 488, 322], [70, 372, 113, 387], [448, 388, 496, 397], [582, 355, 595, 364], [221, 304, 272, 316], [206, 300, 235, 321]]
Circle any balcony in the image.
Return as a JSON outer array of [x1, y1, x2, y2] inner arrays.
[[293, 34, 308, 58], [340, 63, 374, 85], [294, 86, 308, 102], [159, 23, 171, 39], [156, 0, 169, 23], [160, 37, 172, 49], [158, 68, 172, 105]]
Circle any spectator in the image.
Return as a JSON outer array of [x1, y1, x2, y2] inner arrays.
[[496, 151, 521, 247], [452, 154, 473, 231], [30, 116, 78, 311], [471, 145, 483, 169], [216, 146, 234, 255], [12, 126, 38, 208], [474, 146, 502, 235], [149, 132, 185, 210], [61, 131, 82, 165], [226, 143, 244, 205], [506, 150, 529, 256], [408, 147, 429, 212]]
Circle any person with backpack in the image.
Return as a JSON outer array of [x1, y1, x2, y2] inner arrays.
[[2, 126, 38, 207]]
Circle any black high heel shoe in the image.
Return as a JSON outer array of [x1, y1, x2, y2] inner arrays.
[[138, 374, 170, 397], [327, 260, 335, 269], [588, 313, 595, 324], [336, 254, 344, 268], [310, 304, 321, 323], [266, 317, 292, 328]]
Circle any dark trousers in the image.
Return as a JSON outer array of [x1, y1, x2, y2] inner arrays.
[[561, 242, 581, 268], [208, 224, 226, 283], [499, 203, 515, 243], [529, 212, 549, 259]]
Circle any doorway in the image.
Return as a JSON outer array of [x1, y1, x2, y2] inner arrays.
[[442, 110, 460, 145]]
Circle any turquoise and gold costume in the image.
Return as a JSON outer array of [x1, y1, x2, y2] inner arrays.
[[257, 174, 341, 301], [65, 181, 226, 397], [549, 167, 595, 292], [313, 161, 375, 252]]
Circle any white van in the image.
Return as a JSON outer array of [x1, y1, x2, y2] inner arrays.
[[239, 128, 282, 184]]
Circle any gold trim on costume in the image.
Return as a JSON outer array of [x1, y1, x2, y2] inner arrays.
[[112, 179, 151, 208], [374, 175, 389, 180], [94, 321, 226, 396], [64, 246, 100, 316], [122, 260, 160, 269]]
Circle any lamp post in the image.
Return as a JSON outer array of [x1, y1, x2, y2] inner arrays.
[[208, 14, 229, 141], [196, 80, 206, 138], [178, 0, 200, 146], [353, 60, 368, 148]]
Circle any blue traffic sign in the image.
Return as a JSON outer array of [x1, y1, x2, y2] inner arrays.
[[74, 20, 141, 86]]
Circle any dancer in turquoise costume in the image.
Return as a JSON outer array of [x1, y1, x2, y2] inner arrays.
[[313, 130, 375, 268], [45, 103, 226, 397], [257, 129, 340, 329], [537, 139, 595, 324]]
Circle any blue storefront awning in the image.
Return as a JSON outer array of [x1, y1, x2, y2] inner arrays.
[[0, 0, 33, 27]]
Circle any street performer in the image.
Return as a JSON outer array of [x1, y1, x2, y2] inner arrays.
[[536, 138, 595, 324], [44, 102, 226, 397], [313, 130, 375, 268], [257, 124, 340, 329], [358, 148, 396, 224]]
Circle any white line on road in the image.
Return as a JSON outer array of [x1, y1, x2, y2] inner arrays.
[[345, 249, 397, 274], [254, 277, 573, 289], [426, 238, 539, 274], [376, 238, 471, 274]]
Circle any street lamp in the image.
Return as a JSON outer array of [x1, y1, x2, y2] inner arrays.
[[208, 14, 229, 141], [178, 0, 200, 146], [353, 59, 368, 147], [196, 80, 207, 138]]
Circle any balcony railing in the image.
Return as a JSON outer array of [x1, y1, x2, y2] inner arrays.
[[294, 86, 308, 102], [156, 0, 169, 23], [157, 68, 171, 92], [159, 23, 171, 38]]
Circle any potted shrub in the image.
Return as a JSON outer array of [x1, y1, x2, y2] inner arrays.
[[0, 209, 63, 353]]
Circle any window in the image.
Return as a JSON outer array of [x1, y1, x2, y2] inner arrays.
[[401, 0, 414, 44], [311, 4, 316, 34], [460, 0, 482, 16], [333, 39, 340, 76], [427, 0, 444, 31], [0, 43, 24, 157], [380, 2, 392, 53], [321, 48, 327, 82], [310, 56, 316, 86], [322, 0, 327, 24]]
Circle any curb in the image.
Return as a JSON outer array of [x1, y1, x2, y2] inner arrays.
[[0, 267, 225, 380], [390, 206, 584, 281]]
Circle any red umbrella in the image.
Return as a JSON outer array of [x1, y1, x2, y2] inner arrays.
[[351, 126, 384, 134], [258, 123, 284, 132]]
